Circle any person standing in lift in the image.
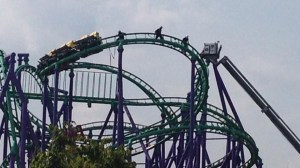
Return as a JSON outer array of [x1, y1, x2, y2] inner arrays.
[[155, 26, 164, 40]]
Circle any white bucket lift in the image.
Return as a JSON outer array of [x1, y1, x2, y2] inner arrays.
[[200, 42, 221, 64]]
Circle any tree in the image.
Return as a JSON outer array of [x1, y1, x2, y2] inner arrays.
[[31, 124, 136, 168]]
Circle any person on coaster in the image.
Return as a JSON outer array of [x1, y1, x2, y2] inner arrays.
[[181, 36, 189, 54], [117, 30, 126, 41], [155, 26, 164, 40], [182, 36, 189, 46]]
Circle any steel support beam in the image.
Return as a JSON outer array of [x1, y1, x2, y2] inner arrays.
[[117, 45, 124, 146]]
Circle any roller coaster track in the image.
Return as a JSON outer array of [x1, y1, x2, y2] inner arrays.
[[15, 63, 178, 157], [36, 33, 259, 167], [22, 59, 259, 167], [57, 63, 257, 161], [17, 63, 183, 156], [80, 121, 147, 138], [66, 62, 177, 121], [0, 57, 50, 168], [79, 103, 258, 168], [14, 65, 47, 129], [28, 62, 241, 127], [0, 50, 20, 167], [126, 120, 257, 168], [20, 62, 242, 130], [0, 32, 262, 167], [122, 101, 259, 165], [37, 32, 209, 113]]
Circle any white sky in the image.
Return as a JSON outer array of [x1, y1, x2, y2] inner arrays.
[[1, 1, 300, 167]]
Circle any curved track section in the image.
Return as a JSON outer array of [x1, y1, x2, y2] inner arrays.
[[41, 61, 258, 167], [36, 33, 259, 167], [37, 32, 209, 113], [0, 32, 261, 167], [0, 50, 20, 167], [66, 62, 177, 121]]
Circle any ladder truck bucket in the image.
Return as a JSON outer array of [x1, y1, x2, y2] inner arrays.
[[200, 42, 222, 64]]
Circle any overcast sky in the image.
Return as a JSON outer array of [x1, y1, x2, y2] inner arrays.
[[1, 1, 300, 167]]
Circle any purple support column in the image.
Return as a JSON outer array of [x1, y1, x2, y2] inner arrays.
[[42, 77, 48, 151], [6, 54, 26, 168], [214, 65, 248, 166], [98, 106, 114, 139], [68, 69, 74, 123], [214, 65, 244, 128], [194, 134, 201, 168], [124, 105, 138, 132], [160, 116, 166, 168], [16, 53, 29, 79], [53, 64, 60, 125], [20, 88, 28, 168], [17, 55, 22, 66], [3, 119, 8, 160], [197, 107, 208, 168], [112, 108, 118, 146], [14, 53, 39, 167], [9, 154, 15, 168], [177, 108, 187, 167], [0, 117, 4, 137], [17, 53, 29, 65], [62, 102, 68, 123], [231, 140, 237, 167], [17, 54, 22, 80], [201, 122, 207, 168], [177, 132, 184, 167], [23, 54, 29, 65], [213, 65, 231, 167], [188, 58, 196, 168], [0, 54, 17, 167], [16, 78, 37, 168], [117, 46, 124, 146], [21, 102, 28, 166], [145, 138, 150, 168], [165, 135, 178, 167], [124, 105, 151, 160]]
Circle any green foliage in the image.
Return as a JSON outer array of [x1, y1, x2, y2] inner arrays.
[[31, 124, 136, 168]]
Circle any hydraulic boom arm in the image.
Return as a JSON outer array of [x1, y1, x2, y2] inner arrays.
[[219, 56, 300, 154]]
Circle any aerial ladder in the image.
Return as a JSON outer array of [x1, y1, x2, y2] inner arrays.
[[200, 43, 300, 154]]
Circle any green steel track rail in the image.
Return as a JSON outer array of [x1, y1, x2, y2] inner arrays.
[[14, 65, 49, 130], [0, 50, 20, 167], [27, 59, 259, 167], [37, 32, 209, 114], [125, 113, 258, 168], [1, 32, 260, 167], [19, 63, 241, 131], [78, 102, 259, 168], [65, 62, 176, 121]]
